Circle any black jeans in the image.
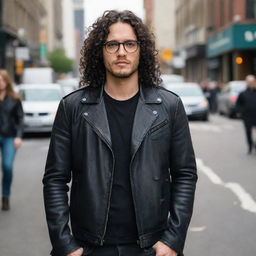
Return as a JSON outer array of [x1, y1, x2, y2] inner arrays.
[[82, 244, 156, 256]]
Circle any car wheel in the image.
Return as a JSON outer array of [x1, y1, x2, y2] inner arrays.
[[201, 114, 209, 121], [228, 110, 236, 118]]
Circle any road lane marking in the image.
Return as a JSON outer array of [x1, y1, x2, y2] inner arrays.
[[225, 183, 256, 213], [196, 158, 256, 214], [189, 226, 206, 232]]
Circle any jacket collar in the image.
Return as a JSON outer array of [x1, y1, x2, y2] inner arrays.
[[80, 85, 162, 105], [81, 85, 162, 156]]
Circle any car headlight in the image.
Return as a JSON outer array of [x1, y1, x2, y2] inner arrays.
[[199, 100, 209, 107]]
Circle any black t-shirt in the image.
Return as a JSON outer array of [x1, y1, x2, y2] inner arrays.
[[103, 90, 139, 244]]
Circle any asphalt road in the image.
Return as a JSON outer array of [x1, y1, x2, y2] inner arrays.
[[185, 114, 256, 256], [0, 115, 255, 256]]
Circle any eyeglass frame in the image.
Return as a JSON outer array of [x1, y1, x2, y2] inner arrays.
[[103, 40, 140, 54]]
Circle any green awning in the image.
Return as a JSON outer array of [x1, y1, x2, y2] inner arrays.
[[206, 24, 256, 57]]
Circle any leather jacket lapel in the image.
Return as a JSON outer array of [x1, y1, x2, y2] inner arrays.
[[131, 98, 158, 157], [131, 87, 160, 157], [81, 87, 112, 148]]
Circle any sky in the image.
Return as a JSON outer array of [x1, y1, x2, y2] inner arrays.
[[84, 0, 144, 28]]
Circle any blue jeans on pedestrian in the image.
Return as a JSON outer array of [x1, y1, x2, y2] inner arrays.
[[0, 136, 16, 198]]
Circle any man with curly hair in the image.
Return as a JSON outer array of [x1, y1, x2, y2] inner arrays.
[[43, 10, 197, 256]]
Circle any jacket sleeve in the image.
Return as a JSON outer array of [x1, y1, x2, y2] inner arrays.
[[160, 97, 198, 254], [15, 99, 24, 138], [43, 99, 80, 256]]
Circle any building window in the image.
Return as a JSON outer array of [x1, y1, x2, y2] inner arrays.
[[229, 0, 234, 22], [220, 0, 225, 26], [246, 0, 256, 19]]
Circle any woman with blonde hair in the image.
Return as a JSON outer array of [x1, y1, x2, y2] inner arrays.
[[0, 69, 23, 210]]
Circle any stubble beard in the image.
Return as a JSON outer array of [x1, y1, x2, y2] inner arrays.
[[110, 68, 138, 79]]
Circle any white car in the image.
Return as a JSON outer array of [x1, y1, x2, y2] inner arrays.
[[18, 84, 63, 133], [161, 74, 184, 85], [163, 82, 209, 121], [57, 78, 79, 96]]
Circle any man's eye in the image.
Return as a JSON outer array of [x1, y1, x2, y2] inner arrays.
[[125, 41, 136, 47], [107, 42, 118, 47]]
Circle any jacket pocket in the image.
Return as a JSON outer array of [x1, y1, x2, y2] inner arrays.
[[82, 245, 95, 255], [143, 247, 156, 255], [149, 119, 169, 140]]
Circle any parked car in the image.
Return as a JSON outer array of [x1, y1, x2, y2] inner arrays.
[[57, 77, 79, 96], [217, 80, 246, 118], [161, 74, 184, 85], [164, 82, 209, 121], [18, 83, 63, 133]]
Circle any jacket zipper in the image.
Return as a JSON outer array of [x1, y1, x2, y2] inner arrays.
[[100, 140, 115, 246], [129, 141, 145, 246], [149, 119, 168, 133], [82, 114, 115, 245]]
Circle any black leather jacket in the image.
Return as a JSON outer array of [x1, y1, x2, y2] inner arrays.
[[43, 86, 197, 256], [0, 95, 24, 137]]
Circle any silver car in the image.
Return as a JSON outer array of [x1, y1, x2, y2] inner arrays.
[[163, 83, 209, 121], [18, 84, 63, 133], [217, 81, 246, 118]]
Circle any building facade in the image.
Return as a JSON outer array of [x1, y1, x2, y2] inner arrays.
[[73, 0, 84, 75], [206, 0, 256, 82], [144, 0, 176, 73], [175, 0, 209, 82], [44, 0, 63, 53], [62, 0, 76, 60], [174, 0, 256, 83], [0, 0, 46, 78]]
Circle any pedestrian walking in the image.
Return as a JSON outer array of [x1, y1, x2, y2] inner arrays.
[[43, 10, 197, 256], [236, 75, 256, 154], [207, 81, 218, 113], [0, 69, 23, 211]]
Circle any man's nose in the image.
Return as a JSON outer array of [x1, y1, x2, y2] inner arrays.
[[117, 44, 126, 55]]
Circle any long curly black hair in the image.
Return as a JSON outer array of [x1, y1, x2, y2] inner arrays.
[[79, 10, 162, 88]]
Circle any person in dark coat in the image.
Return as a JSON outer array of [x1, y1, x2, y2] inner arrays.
[[0, 69, 24, 210], [236, 75, 256, 154]]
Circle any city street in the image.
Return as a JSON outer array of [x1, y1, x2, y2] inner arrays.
[[0, 115, 256, 256]]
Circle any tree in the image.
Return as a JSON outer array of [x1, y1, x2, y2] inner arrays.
[[48, 48, 73, 74]]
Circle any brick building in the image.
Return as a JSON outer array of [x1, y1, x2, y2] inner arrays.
[[0, 0, 46, 78], [175, 0, 210, 82], [144, 0, 176, 73], [206, 0, 256, 82]]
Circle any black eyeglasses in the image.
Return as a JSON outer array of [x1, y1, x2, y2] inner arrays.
[[104, 40, 139, 54]]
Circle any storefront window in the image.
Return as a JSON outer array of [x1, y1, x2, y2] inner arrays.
[[246, 0, 256, 19]]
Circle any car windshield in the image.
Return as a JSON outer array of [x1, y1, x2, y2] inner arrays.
[[20, 88, 62, 102], [167, 86, 204, 97], [161, 75, 184, 84], [230, 82, 246, 93]]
